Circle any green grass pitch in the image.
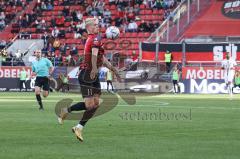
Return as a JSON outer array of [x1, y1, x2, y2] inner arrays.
[[0, 92, 240, 159]]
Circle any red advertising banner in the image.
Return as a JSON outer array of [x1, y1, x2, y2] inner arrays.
[[0, 67, 32, 78], [182, 67, 240, 80]]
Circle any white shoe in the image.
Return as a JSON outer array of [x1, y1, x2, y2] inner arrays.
[[58, 108, 68, 125]]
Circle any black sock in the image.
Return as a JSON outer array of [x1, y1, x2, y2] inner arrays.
[[36, 94, 43, 108], [68, 102, 86, 112], [79, 107, 98, 126], [177, 86, 180, 93], [173, 84, 177, 93]]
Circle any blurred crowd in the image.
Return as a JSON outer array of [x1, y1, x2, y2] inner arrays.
[[1, 0, 182, 66]]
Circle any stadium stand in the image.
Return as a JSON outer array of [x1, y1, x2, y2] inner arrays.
[[0, 0, 182, 66], [183, 0, 240, 38]]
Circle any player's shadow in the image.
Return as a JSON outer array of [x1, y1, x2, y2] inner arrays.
[[55, 93, 136, 120]]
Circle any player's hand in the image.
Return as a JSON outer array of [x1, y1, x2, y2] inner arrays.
[[90, 68, 98, 79], [111, 67, 122, 82]]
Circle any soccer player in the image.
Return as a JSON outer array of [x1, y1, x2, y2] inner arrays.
[[58, 17, 121, 142], [221, 53, 237, 99], [31, 50, 54, 110]]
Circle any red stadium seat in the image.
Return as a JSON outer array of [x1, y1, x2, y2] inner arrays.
[[140, 4, 145, 9], [110, 5, 116, 10]]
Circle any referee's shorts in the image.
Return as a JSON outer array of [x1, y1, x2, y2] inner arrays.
[[35, 76, 50, 91]]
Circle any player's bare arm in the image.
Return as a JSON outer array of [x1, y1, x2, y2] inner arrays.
[[103, 56, 121, 81]]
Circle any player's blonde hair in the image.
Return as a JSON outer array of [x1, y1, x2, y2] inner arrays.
[[85, 17, 98, 27]]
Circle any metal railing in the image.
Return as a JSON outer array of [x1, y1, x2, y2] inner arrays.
[[147, 0, 212, 43]]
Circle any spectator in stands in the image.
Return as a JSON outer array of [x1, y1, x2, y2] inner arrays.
[[47, 43, 55, 53], [71, 11, 78, 22], [59, 43, 67, 55], [58, 30, 66, 38], [95, 0, 105, 15], [76, 11, 83, 21], [70, 44, 78, 55], [156, 0, 162, 9], [52, 27, 60, 38], [136, 0, 143, 5], [0, 40, 6, 49], [103, 8, 111, 19], [55, 54, 63, 66], [148, 21, 156, 32], [76, 20, 86, 33], [117, 0, 128, 8], [0, 19, 5, 30], [41, 1, 47, 11], [65, 54, 72, 66], [19, 16, 26, 28], [74, 30, 81, 39], [53, 38, 61, 49], [28, 11, 37, 25], [164, 9, 171, 19], [42, 45, 48, 55], [41, 32, 50, 47], [90, 8, 99, 16], [86, 4, 93, 15], [127, 20, 138, 32], [154, 21, 160, 30], [33, 18, 39, 28], [25, 14, 31, 26], [109, 0, 115, 5], [56, 15, 65, 27], [149, 0, 157, 9], [126, 9, 135, 22], [40, 19, 47, 32], [0, 12, 5, 21], [133, 4, 141, 15], [46, 2, 53, 11], [138, 20, 148, 32], [63, 6, 70, 17], [115, 16, 123, 27], [51, 15, 56, 27], [62, 0, 70, 5], [165, 0, 176, 9]]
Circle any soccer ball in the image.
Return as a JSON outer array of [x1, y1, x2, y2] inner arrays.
[[106, 26, 120, 40]]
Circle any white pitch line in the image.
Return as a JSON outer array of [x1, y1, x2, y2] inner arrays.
[[0, 99, 239, 110]]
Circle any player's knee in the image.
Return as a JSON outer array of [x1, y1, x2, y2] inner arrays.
[[85, 99, 95, 110], [94, 99, 100, 107], [35, 90, 40, 95]]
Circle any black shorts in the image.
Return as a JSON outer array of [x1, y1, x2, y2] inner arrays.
[[172, 80, 178, 85], [234, 84, 240, 88], [35, 77, 50, 91], [78, 69, 101, 98]]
